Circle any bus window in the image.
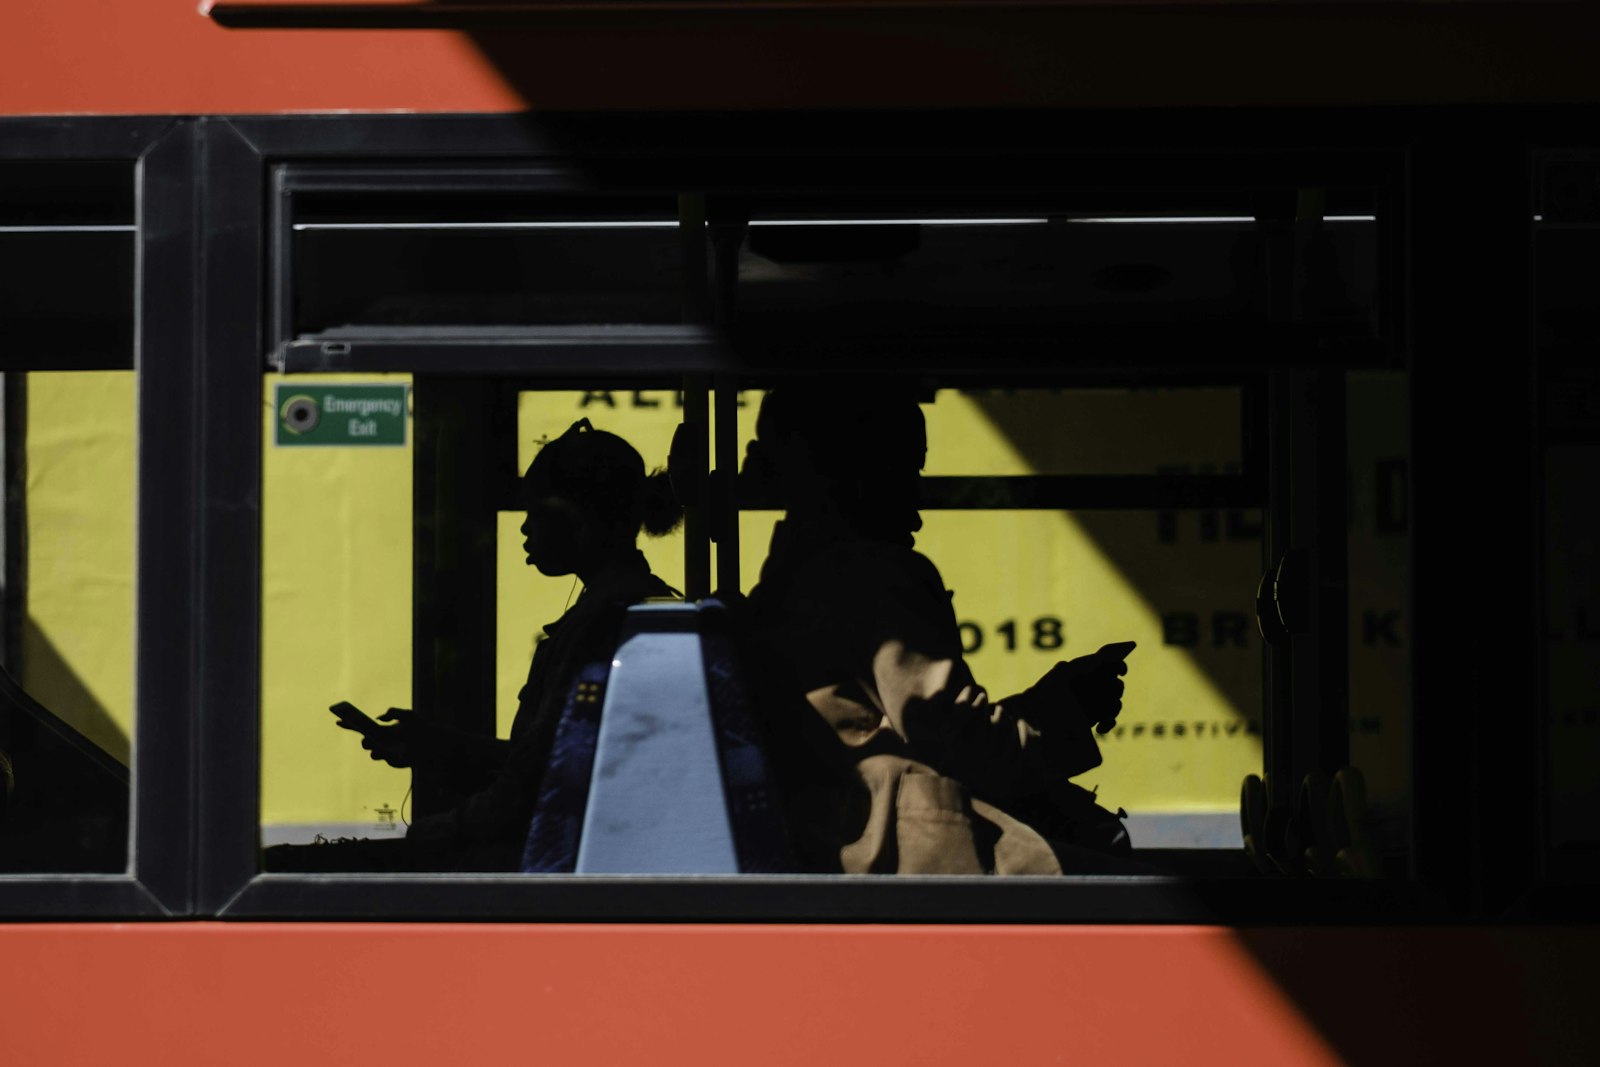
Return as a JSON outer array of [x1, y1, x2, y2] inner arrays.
[[497, 390, 686, 740], [922, 387, 1244, 478], [259, 372, 416, 854], [1536, 196, 1600, 876], [731, 381, 1263, 852], [0, 160, 135, 874], [0, 371, 135, 874], [253, 174, 1405, 880], [1346, 371, 1411, 861], [1545, 444, 1600, 865], [290, 193, 683, 337], [729, 374, 1411, 870], [259, 377, 689, 871], [736, 503, 1263, 848], [729, 207, 1376, 333], [0, 161, 133, 367]]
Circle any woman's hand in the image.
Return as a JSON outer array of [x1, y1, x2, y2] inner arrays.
[[340, 707, 425, 768], [1019, 653, 1128, 735], [1065, 653, 1129, 735]]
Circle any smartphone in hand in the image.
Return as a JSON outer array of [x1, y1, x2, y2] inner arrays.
[[1091, 642, 1135, 734], [328, 700, 382, 737]]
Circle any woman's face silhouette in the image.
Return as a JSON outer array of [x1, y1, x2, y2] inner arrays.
[[521, 495, 588, 577]]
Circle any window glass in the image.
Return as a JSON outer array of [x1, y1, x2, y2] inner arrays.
[[1545, 444, 1600, 859], [259, 377, 689, 871], [1536, 228, 1600, 359], [260, 373, 415, 848], [1346, 371, 1412, 859], [732, 209, 1375, 331], [922, 387, 1243, 477], [0, 371, 134, 872], [730, 387, 1263, 849], [0, 161, 135, 874], [736, 504, 1262, 849], [291, 195, 683, 337], [1537, 197, 1600, 871], [498, 390, 685, 739], [256, 201, 1392, 878], [0, 161, 134, 368]]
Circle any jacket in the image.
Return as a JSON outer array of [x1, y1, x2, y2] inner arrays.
[[748, 519, 1103, 875]]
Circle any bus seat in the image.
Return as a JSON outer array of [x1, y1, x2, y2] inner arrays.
[[520, 661, 610, 874], [521, 600, 792, 875], [696, 598, 794, 874]]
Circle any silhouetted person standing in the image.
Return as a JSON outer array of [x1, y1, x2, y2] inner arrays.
[[744, 385, 1134, 875]]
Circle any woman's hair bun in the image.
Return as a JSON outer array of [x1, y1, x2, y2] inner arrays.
[[638, 468, 684, 537]]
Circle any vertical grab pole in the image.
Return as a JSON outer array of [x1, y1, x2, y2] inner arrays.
[[0, 374, 26, 674], [708, 206, 748, 598], [714, 377, 740, 595], [1263, 369, 1296, 817], [679, 193, 712, 600], [1259, 189, 1298, 820], [681, 379, 711, 600]]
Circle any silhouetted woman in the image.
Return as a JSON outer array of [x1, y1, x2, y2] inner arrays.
[[275, 419, 680, 872], [744, 384, 1134, 875]]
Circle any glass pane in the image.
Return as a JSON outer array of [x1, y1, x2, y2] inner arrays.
[[260, 377, 689, 872], [1535, 199, 1600, 875], [260, 374, 415, 851], [1536, 228, 1600, 361], [0, 233, 133, 366], [729, 386, 1244, 479], [737, 504, 1263, 850], [292, 194, 683, 336], [1346, 371, 1412, 860], [734, 209, 1376, 331], [736, 505, 1260, 844], [0, 371, 134, 873], [1546, 445, 1600, 859], [924, 387, 1242, 477], [724, 384, 1261, 851], [498, 390, 685, 739], [0, 161, 134, 369]]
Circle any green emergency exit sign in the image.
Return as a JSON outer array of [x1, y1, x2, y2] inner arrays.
[[275, 384, 409, 447]]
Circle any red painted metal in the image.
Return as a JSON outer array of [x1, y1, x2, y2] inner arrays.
[[3, 0, 1600, 116], [0, 0, 520, 116], [3, 922, 1596, 1064]]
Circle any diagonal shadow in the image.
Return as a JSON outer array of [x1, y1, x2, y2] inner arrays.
[[0, 620, 128, 871], [17, 616, 130, 768], [966, 390, 1263, 725]]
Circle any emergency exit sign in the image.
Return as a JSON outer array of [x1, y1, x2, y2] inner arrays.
[[275, 383, 409, 447]]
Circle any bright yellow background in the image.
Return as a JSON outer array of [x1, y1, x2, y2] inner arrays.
[[734, 389, 1262, 816], [259, 383, 1267, 828], [259, 374, 415, 828], [22, 372, 136, 766], [495, 393, 686, 739], [17, 374, 1407, 841]]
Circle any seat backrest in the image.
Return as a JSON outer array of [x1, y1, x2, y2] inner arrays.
[[520, 601, 792, 874], [520, 661, 609, 874], [697, 599, 794, 874]]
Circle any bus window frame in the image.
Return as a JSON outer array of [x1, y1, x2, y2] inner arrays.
[[223, 115, 1409, 922], [0, 117, 182, 917], [0, 107, 1555, 922]]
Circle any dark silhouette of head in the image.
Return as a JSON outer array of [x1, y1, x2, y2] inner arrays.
[[745, 382, 926, 545], [520, 419, 681, 577]]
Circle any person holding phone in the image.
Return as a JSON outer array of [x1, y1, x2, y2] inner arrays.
[[269, 419, 680, 872], [743, 384, 1137, 875]]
